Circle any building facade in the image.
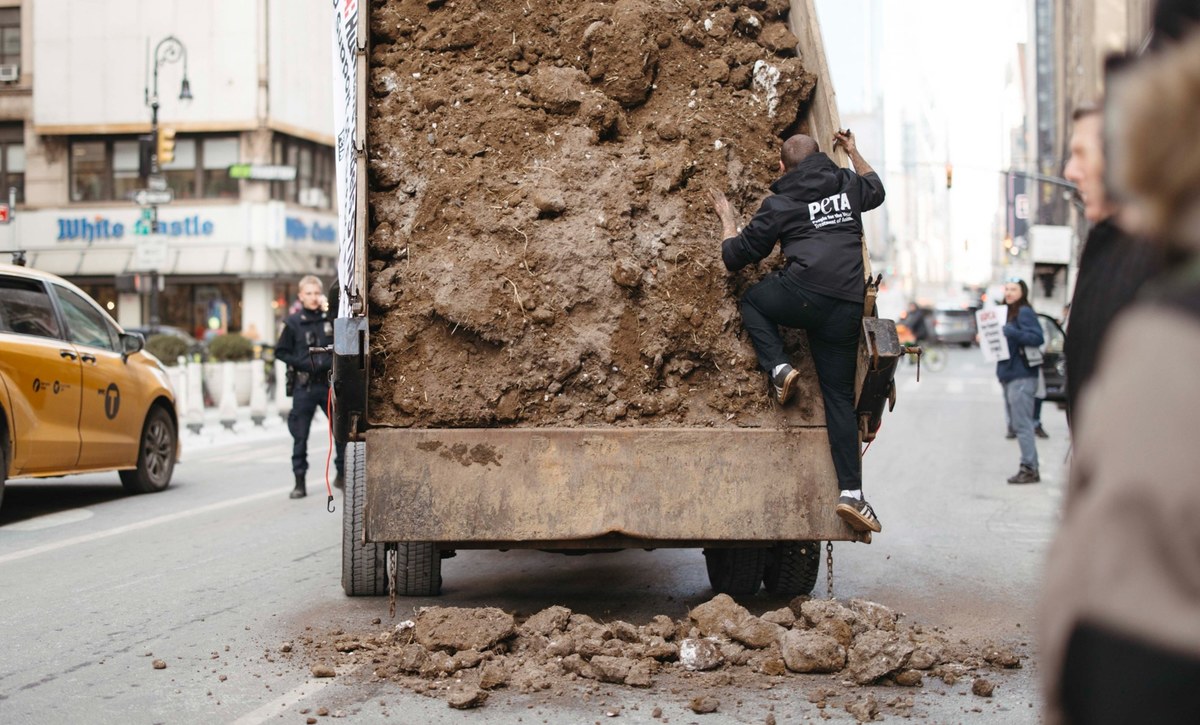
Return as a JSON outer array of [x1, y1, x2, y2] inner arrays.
[[0, 0, 337, 343], [1020, 0, 1153, 312]]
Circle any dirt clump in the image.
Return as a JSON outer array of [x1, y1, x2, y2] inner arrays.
[[366, 0, 828, 429], [295, 596, 1026, 716]]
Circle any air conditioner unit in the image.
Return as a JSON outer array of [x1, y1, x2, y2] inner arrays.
[[0, 64, 19, 83]]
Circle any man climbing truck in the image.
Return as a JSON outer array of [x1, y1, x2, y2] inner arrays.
[[710, 129, 885, 535], [329, 0, 903, 601]]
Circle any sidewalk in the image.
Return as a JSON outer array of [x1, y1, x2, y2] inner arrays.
[[179, 404, 294, 455]]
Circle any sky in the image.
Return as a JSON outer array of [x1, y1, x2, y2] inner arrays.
[[815, 0, 1029, 289]]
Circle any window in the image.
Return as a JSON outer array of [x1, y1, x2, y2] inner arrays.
[[270, 134, 334, 210], [0, 8, 19, 68], [71, 140, 107, 202], [69, 134, 241, 202], [162, 137, 197, 200], [0, 275, 61, 339], [54, 285, 117, 351], [0, 123, 24, 202], [113, 140, 141, 202], [202, 137, 239, 198]]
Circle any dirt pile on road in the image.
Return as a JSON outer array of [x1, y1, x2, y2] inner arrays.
[[366, 0, 830, 428], [297, 595, 1024, 720]]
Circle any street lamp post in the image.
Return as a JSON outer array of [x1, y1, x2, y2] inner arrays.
[[143, 35, 192, 328]]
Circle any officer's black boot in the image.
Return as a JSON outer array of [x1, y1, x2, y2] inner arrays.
[[289, 473, 307, 499]]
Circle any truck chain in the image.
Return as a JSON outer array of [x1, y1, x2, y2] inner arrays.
[[826, 541, 835, 600], [387, 544, 398, 619]]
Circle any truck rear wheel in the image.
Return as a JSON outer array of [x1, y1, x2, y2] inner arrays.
[[395, 542, 442, 596], [763, 541, 821, 595], [704, 547, 768, 596], [341, 442, 388, 596]]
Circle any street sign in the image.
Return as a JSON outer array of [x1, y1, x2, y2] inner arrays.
[[227, 164, 297, 181], [132, 234, 169, 271], [148, 174, 168, 191], [131, 188, 174, 207]]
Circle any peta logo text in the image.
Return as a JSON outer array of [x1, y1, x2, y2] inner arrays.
[[808, 193, 853, 229]]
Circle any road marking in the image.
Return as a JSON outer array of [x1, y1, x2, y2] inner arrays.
[[946, 380, 965, 394], [0, 488, 288, 566], [3, 508, 95, 531], [231, 665, 360, 725]]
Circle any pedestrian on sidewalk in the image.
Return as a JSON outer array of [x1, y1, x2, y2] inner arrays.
[[275, 275, 345, 499], [708, 129, 886, 534], [996, 278, 1044, 484]]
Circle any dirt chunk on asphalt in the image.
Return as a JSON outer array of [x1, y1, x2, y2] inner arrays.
[[689, 694, 721, 713], [414, 606, 515, 652], [972, 677, 996, 697], [298, 594, 1025, 715]]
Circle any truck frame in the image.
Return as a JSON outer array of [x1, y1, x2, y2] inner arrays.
[[330, 0, 902, 600]]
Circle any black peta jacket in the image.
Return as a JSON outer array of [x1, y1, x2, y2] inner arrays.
[[721, 152, 885, 303]]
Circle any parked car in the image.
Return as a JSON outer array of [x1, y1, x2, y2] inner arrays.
[[1038, 313, 1067, 403], [0, 263, 179, 510], [929, 308, 978, 347]]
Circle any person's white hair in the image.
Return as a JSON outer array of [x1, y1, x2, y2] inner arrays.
[[298, 275, 323, 291]]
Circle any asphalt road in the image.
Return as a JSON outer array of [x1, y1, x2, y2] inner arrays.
[[0, 347, 1068, 724]]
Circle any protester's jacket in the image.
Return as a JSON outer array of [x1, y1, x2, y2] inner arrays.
[[721, 152, 885, 303], [275, 307, 334, 379], [995, 305, 1044, 382], [1064, 218, 1161, 425]]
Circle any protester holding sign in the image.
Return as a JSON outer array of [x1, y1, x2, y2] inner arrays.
[[995, 279, 1044, 484]]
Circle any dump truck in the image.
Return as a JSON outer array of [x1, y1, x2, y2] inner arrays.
[[330, 0, 902, 599]]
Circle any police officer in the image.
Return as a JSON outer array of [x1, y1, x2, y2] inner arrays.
[[275, 275, 345, 499]]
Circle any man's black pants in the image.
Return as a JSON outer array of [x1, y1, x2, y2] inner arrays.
[[740, 270, 863, 491], [289, 383, 346, 479]]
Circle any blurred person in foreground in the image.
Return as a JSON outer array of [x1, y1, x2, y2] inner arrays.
[[1060, 102, 1161, 428], [1041, 29, 1200, 724], [275, 275, 345, 499]]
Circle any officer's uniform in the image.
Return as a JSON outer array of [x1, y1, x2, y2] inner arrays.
[[275, 305, 345, 497]]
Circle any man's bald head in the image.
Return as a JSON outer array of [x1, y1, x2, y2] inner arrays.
[[781, 135, 820, 171]]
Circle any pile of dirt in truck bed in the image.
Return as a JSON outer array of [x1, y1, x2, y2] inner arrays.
[[294, 595, 1024, 719], [367, 0, 832, 428]]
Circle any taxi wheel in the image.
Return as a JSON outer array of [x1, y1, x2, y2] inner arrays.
[[0, 440, 6, 510], [119, 406, 177, 494]]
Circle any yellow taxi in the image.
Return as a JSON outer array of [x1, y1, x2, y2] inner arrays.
[[0, 262, 178, 509]]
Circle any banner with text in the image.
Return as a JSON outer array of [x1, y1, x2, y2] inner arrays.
[[976, 306, 1010, 363], [332, 0, 359, 318]]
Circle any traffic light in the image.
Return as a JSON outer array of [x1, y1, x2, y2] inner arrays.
[[945, 162, 953, 189], [157, 128, 177, 165], [137, 133, 154, 177]]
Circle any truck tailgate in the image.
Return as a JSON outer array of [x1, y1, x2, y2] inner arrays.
[[365, 427, 865, 545]]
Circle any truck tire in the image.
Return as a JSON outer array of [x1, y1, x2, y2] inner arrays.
[[395, 542, 442, 596], [704, 547, 768, 596], [119, 405, 176, 494], [341, 442, 388, 596], [763, 541, 821, 596]]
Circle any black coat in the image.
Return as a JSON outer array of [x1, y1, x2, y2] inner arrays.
[[721, 152, 885, 303], [1064, 219, 1162, 426], [275, 307, 335, 383]]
